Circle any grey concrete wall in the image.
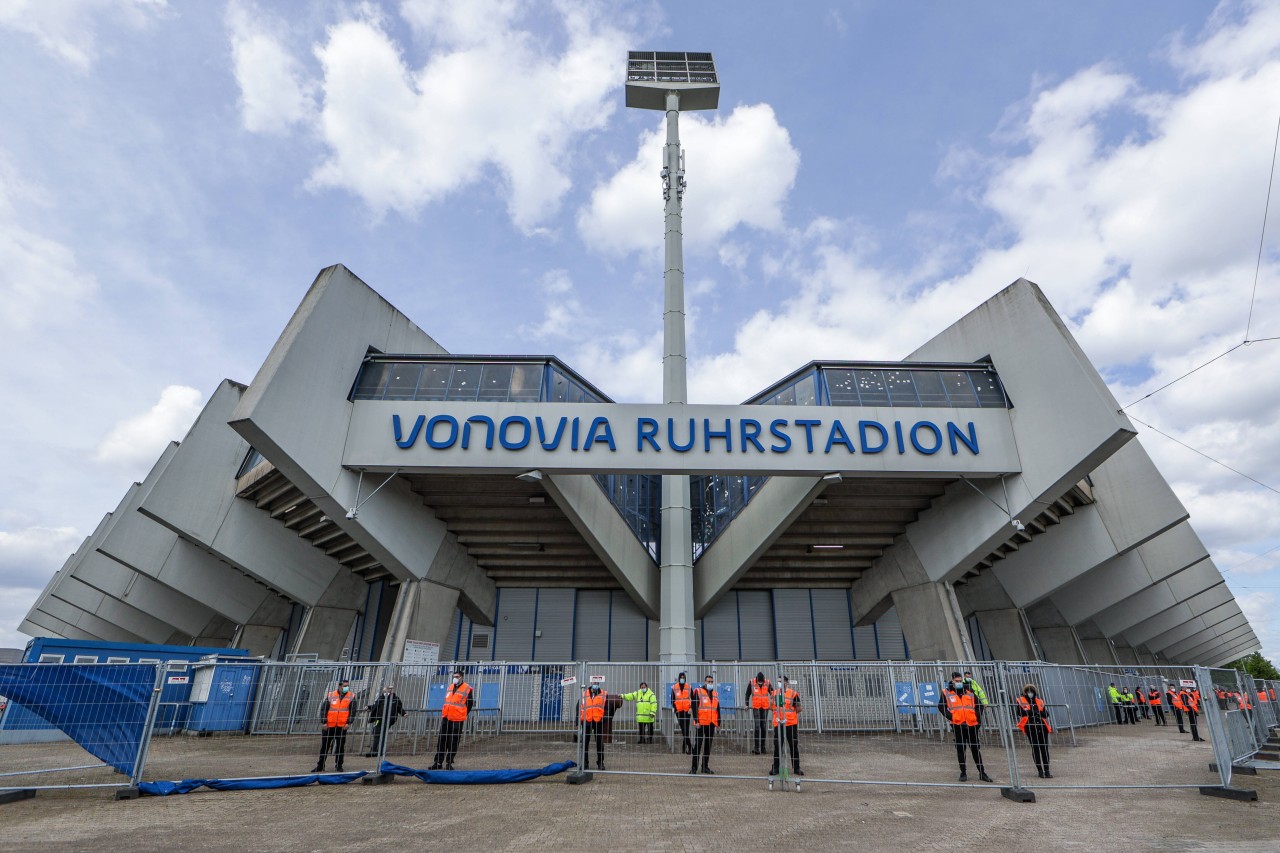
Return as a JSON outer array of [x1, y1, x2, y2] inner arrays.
[[378, 579, 460, 661]]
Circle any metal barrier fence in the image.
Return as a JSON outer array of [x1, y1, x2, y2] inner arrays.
[[0, 658, 1269, 798]]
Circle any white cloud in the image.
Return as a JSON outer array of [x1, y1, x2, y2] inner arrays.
[[1234, 589, 1275, 660], [94, 385, 203, 468], [0, 0, 166, 71], [0, 527, 78, 588], [225, 3, 634, 232], [226, 1, 316, 134], [0, 587, 43, 649], [578, 104, 800, 253]]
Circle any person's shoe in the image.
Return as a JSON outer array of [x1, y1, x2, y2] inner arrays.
[[958, 771, 968, 782], [363, 752, 375, 758], [1193, 737, 1205, 742], [702, 767, 714, 775], [1044, 771, 1053, 779], [1037, 770, 1045, 778], [793, 768, 804, 776], [979, 772, 994, 783], [769, 766, 779, 776], [335, 765, 343, 773], [689, 766, 698, 774], [311, 764, 324, 773], [428, 763, 441, 771], [751, 749, 759, 755], [445, 763, 455, 770], [597, 763, 606, 771]]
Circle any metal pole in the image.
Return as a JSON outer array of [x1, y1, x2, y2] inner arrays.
[[1197, 666, 1235, 788], [657, 89, 696, 664], [129, 663, 167, 789]]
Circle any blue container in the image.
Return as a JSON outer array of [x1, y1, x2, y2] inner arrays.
[[187, 659, 260, 733]]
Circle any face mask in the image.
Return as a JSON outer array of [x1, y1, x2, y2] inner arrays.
[[678, 677, 685, 684], [590, 686, 600, 694], [339, 686, 349, 694], [452, 677, 461, 685], [953, 682, 963, 690], [705, 682, 714, 690], [1026, 691, 1035, 698], [778, 681, 784, 690]]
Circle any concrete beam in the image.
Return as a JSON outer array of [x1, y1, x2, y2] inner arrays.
[[890, 582, 971, 661], [1170, 622, 1253, 661], [37, 597, 148, 644], [228, 266, 495, 620], [1125, 595, 1238, 649], [379, 580, 460, 661], [542, 473, 659, 619], [1143, 603, 1242, 654], [1206, 641, 1260, 668], [692, 475, 828, 617], [1193, 634, 1256, 667], [1092, 561, 1227, 636], [49, 575, 188, 644]]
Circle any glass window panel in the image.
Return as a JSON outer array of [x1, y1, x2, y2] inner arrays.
[[509, 364, 542, 401], [547, 369, 569, 402], [825, 369, 859, 405], [446, 364, 482, 400], [772, 384, 797, 406], [884, 370, 920, 406], [912, 371, 949, 407], [478, 364, 514, 401], [566, 381, 587, 404], [939, 371, 979, 407], [793, 373, 818, 406], [854, 369, 890, 406], [352, 362, 391, 399], [971, 372, 1008, 407], [417, 365, 451, 401], [383, 363, 423, 401]]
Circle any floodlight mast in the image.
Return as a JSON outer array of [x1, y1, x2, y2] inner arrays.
[[625, 52, 719, 663]]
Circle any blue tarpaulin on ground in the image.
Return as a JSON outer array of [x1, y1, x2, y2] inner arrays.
[[0, 663, 157, 776], [379, 760, 575, 784], [139, 771, 367, 796]]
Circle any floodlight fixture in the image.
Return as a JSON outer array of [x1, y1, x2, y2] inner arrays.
[[625, 51, 720, 111]]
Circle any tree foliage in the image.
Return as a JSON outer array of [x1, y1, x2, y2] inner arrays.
[[1227, 652, 1280, 681]]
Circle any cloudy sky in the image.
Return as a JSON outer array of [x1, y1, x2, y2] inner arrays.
[[1, 0, 1277, 662]]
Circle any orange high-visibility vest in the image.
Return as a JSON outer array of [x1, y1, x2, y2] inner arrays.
[[695, 687, 719, 726], [946, 690, 978, 726], [1016, 696, 1053, 734], [1169, 690, 1185, 711], [326, 691, 353, 728], [1259, 690, 1269, 704], [442, 682, 472, 722], [1135, 691, 1147, 705], [1270, 688, 1276, 701], [772, 687, 799, 727], [580, 689, 607, 722], [672, 683, 691, 712], [1179, 690, 1199, 713], [1148, 690, 1162, 706], [749, 680, 774, 710]]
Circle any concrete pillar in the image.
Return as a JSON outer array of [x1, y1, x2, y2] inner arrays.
[[232, 596, 294, 657], [1034, 627, 1086, 664], [1113, 644, 1140, 666], [973, 609, 1038, 660], [289, 573, 369, 660], [890, 582, 971, 661], [1080, 638, 1118, 665], [379, 579, 461, 661]]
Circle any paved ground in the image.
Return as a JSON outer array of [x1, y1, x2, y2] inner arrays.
[[2, 721, 1277, 852]]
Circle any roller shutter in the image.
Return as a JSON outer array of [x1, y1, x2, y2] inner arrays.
[[610, 593, 648, 661], [737, 591, 775, 660], [701, 594, 739, 660], [876, 607, 907, 660], [534, 588, 574, 661], [773, 589, 815, 660], [853, 625, 878, 660], [492, 588, 536, 661], [812, 589, 854, 660], [573, 590, 610, 660]]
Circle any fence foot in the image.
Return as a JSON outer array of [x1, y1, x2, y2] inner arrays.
[[1209, 762, 1257, 775], [565, 771, 593, 785], [1000, 787, 1036, 803], [1255, 751, 1280, 762], [1199, 786, 1258, 801], [0, 790, 36, 806], [113, 787, 142, 801], [362, 773, 397, 785]]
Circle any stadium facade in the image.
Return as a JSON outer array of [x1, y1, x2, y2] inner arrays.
[[17, 266, 1259, 668]]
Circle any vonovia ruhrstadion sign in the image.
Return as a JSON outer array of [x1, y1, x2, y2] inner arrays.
[[344, 402, 1021, 477]]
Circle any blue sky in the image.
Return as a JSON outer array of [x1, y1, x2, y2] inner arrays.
[[1, 0, 1277, 663]]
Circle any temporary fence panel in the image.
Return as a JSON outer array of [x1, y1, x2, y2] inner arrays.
[[0, 661, 163, 791]]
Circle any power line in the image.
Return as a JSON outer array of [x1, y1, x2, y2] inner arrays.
[[1126, 414, 1280, 497], [1121, 342, 1244, 409], [1246, 110, 1280, 342], [1220, 544, 1280, 576]]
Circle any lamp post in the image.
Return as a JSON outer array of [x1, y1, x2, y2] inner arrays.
[[625, 52, 719, 662]]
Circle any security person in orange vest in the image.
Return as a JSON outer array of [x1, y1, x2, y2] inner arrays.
[[312, 679, 355, 773], [1016, 683, 1053, 778], [769, 675, 803, 777], [1148, 687, 1167, 726], [1135, 686, 1149, 720], [689, 674, 720, 774], [938, 672, 993, 783], [746, 672, 775, 755], [579, 683, 608, 770], [1167, 684, 1187, 733], [671, 672, 693, 755], [429, 669, 474, 770], [1177, 685, 1204, 742]]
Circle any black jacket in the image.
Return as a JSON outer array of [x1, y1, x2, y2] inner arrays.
[[367, 693, 406, 727]]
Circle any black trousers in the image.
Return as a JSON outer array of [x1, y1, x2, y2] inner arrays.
[[1113, 704, 1124, 724], [692, 724, 716, 768], [752, 709, 770, 753], [952, 724, 984, 772], [317, 726, 347, 768], [433, 718, 464, 767], [583, 720, 605, 767], [1139, 703, 1149, 719], [1187, 710, 1200, 740], [676, 711, 692, 753], [637, 721, 654, 744], [1152, 706, 1166, 726], [1026, 723, 1050, 775], [1172, 707, 1185, 731], [1125, 705, 1138, 724], [370, 720, 393, 756], [771, 724, 800, 772]]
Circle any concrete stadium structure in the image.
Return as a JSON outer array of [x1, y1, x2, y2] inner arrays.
[[17, 266, 1258, 668]]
